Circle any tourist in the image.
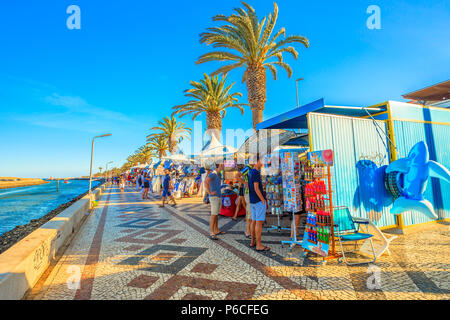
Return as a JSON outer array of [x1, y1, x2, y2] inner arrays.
[[243, 165, 252, 238], [147, 171, 153, 199], [205, 163, 225, 240], [248, 156, 270, 251], [160, 169, 176, 207], [136, 170, 142, 192], [120, 176, 125, 192], [194, 171, 202, 195], [291, 181, 306, 240], [203, 168, 211, 204], [231, 171, 246, 222], [142, 172, 150, 200]]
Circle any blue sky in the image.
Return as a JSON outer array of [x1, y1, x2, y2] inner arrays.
[[0, 0, 449, 178]]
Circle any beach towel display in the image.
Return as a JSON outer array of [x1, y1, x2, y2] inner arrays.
[[173, 179, 183, 199], [152, 175, 161, 193]]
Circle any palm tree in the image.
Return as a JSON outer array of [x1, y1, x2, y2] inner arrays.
[[172, 73, 246, 140], [126, 154, 139, 167], [148, 116, 191, 154], [197, 1, 309, 128], [146, 134, 169, 160], [135, 145, 154, 164]]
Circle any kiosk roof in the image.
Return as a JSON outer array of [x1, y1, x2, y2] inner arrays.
[[256, 98, 385, 130]]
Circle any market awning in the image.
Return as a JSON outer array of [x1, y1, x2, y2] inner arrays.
[[236, 129, 298, 155], [256, 98, 386, 130]]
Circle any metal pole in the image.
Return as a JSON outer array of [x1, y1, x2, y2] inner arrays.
[[106, 161, 112, 184], [89, 138, 95, 197], [88, 133, 111, 200], [296, 78, 304, 108]]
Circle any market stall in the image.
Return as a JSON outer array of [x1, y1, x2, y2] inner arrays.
[[253, 99, 387, 263]]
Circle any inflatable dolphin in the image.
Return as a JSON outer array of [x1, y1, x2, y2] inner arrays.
[[385, 141, 450, 219]]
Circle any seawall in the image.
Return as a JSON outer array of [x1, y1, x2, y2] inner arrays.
[[0, 185, 107, 300]]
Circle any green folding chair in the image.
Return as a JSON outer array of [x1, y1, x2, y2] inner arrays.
[[333, 206, 376, 265]]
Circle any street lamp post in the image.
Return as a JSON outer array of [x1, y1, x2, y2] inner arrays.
[[89, 134, 112, 200], [105, 161, 113, 183], [295, 78, 304, 108]]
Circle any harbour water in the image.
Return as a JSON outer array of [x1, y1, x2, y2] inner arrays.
[[0, 180, 100, 236]]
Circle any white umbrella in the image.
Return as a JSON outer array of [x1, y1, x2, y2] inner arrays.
[[162, 153, 194, 163], [196, 135, 237, 158]]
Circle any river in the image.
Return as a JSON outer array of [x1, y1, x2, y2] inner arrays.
[[0, 179, 101, 236]]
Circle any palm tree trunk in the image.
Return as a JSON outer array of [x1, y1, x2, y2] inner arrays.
[[169, 137, 177, 154], [206, 111, 222, 141], [247, 66, 266, 129]]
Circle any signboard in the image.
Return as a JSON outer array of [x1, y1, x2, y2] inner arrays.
[[223, 159, 236, 168], [302, 233, 330, 258], [307, 149, 334, 166]]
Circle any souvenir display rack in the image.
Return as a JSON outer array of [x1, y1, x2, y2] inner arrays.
[[279, 151, 304, 248], [262, 154, 290, 233], [301, 151, 342, 262], [265, 175, 290, 233], [280, 151, 302, 213]]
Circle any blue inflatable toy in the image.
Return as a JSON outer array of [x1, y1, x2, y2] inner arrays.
[[385, 141, 450, 219]]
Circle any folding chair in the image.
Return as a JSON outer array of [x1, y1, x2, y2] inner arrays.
[[333, 206, 376, 265]]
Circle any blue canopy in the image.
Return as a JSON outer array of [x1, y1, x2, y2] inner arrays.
[[153, 161, 161, 169], [256, 98, 386, 130], [163, 160, 173, 169], [283, 135, 309, 146]]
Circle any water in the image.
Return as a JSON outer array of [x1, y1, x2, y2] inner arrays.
[[0, 179, 100, 236]]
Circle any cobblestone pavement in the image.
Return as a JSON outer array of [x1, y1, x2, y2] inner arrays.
[[28, 186, 450, 300]]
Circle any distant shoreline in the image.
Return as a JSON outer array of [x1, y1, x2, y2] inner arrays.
[[0, 178, 49, 190]]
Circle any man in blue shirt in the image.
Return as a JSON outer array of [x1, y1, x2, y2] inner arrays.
[[205, 163, 224, 240], [248, 155, 270, 251], [160, 169, 177, 207]]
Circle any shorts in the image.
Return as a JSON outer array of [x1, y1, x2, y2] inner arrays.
[[244, 194, 251, 219], [250, 201, 266, 221], [162, 189, 171, 197], [210, 196, 221, 216]]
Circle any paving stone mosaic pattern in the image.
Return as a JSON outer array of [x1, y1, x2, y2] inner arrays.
[[29, 186, 450, 300]]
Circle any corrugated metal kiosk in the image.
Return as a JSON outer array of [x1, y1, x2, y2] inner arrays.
[[257, 99, 450, 231]]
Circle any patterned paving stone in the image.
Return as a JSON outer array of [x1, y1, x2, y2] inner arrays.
[[123, 245, 145, 251], [190, 263, 219, 274], [168, 238, 187, 245], [127, 275, 159, 289], [29, 186, 450, 301]]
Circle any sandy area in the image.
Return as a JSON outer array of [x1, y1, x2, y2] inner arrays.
[[0, 177, 49, 189]]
